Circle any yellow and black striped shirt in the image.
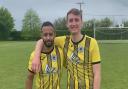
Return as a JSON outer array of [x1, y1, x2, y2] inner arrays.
[[55, 35, 101, 89], [28, 46, 63, 89]]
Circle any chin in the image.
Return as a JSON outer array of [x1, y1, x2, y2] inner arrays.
[[46, 43, 54, 47], [70, 31, 78, 34], [69, 29, 78, 33]]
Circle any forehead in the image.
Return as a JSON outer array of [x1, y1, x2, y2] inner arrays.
[[67, 13, 81, 19], [42, 26, 54, 33]]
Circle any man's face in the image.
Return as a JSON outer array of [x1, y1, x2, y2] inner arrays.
[[42, 26, 55, 47], [66, 13, 83, 35]]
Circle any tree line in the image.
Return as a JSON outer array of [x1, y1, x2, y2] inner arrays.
[[1, 6, 128, 40]]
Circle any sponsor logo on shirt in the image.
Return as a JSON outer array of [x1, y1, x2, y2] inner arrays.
[[45, 64, 57, 74], [51, 55, 57, 61]]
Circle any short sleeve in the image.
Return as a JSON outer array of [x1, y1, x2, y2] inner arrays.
[[28, 51, 35, 71], [90, 38, 101, 64]]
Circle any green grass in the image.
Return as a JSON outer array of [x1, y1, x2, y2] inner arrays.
[[100, 43, 128, 89], [0, 41, 35, 89], [0, 41, 128, 89]]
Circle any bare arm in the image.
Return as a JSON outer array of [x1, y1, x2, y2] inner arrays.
[[31, 39, 43, 72], [26, 71, 35, 89], [93, 63, 101, 89]]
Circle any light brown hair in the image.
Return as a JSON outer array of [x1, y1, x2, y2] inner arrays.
[[66, 8, 82, 20]]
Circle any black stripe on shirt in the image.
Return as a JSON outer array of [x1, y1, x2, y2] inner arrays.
[[28, 69, 35, 74], [92, 61, 101, 65]]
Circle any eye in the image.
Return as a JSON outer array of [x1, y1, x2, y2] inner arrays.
[[69, 19, 73, 22], [43, 33, 48, 37], [49, 33, 53, 36]]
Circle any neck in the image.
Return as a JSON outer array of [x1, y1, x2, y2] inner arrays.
[[71, 32, 83, 43], [42, 45, 54, 54]]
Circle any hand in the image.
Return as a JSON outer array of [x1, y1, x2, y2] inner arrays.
[[31, 57, 41, 73], [31, 39, 43, 73]]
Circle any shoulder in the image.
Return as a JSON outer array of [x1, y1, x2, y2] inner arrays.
[[54, 35, 71, 48], [85, 35, 97, 44], [55, 36, 66, 44], [55, 36, 66, 40], [37, 39, 43, 44], [85, 35, 99, 50]]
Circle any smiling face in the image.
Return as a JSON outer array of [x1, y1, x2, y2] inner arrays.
[[41, 26, 55, 48], [66, 8, 83, 35], [66, 13, 83, 35]]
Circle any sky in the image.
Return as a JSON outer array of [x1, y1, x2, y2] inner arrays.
[[0, 0, 128, 30]]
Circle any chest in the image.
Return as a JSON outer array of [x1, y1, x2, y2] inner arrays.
[[67, 41, 86, 61], [40, 52, 60, 74]]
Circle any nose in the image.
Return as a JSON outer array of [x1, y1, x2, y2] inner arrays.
[[72, 20, 77, 26], [47, 35, 50, 39]]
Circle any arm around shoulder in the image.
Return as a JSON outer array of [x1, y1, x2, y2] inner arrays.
[[31, 39, 44, 72]]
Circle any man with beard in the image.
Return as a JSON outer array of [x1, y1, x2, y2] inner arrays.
[[26, 21, 63, 89]]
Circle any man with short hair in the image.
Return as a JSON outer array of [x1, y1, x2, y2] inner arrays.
[[26, 21, 63, 89], [32, 8, 101, 89]]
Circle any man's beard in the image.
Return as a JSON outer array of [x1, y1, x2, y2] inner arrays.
[[43, 40, 53, 48]]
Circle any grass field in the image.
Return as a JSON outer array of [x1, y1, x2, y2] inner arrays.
[[0, 41, 128, 89]]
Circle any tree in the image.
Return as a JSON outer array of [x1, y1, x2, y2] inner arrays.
[[0, 7, 14, 40], [21, 9, 41, 40], [97, 17, 113, 27], [10, 30, 21, 40], [53, 17, 68, 36], [54, 17, 67, 30], [84, 19, 96, 30]]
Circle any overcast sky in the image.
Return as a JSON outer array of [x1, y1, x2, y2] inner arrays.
[[0, 0, 128, 30]]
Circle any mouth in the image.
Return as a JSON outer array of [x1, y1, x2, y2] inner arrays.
[[47, 41, 52, 44], [71, 26, 78, 29]]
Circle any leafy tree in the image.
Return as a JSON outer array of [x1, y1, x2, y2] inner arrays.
[[10, 31, 21, 40], [53, 17, 68, 36], [21, 9, 41, 40], [0, 7, 14, 40], [97, 17, 113, 27], [54, 17, 67, 30], [84, 19, 96, 30]]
